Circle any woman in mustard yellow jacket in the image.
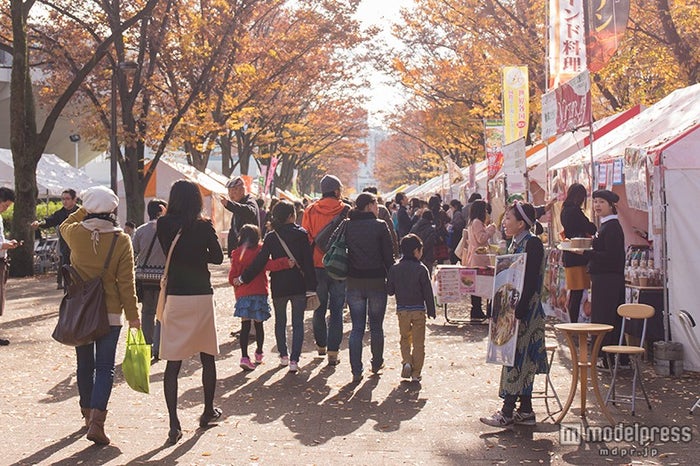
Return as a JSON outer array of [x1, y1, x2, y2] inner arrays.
[[60, 186, 140, 446]]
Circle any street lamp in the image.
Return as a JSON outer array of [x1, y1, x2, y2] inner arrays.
[[110, 60, 138, 196], [69, 134, 80, 168]]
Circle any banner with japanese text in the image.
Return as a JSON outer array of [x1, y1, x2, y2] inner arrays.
[[502, 66, 529, 144], [484, 120, 505, 180], [502, 138, 527, 195], [264, 156, 279, 195], [541, 70, 591, 139], [586, 0, 630, 72], [548, 0, 587, 89]]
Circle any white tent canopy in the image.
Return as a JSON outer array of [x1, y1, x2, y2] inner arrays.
[[0, 148, 96, 197], [551, 84, 700, 171], [116, 156, 232, 245]]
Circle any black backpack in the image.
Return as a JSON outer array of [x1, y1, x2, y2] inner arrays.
[[313, 205, 350, 253]]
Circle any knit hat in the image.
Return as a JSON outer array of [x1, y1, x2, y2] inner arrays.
[[81, 186, 119, 214], [592, 189, 619, 205], [320, 174, 342, 193], [226, 176, 245, 189]]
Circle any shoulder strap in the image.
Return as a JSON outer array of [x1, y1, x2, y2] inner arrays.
[[162, 230, 183, 280], [274, 231, 299, 265], [99, 233, 120, 278], [140, 228, 158, 266]]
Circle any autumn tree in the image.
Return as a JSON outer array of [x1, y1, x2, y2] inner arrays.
[[1, 0, 158, 276]]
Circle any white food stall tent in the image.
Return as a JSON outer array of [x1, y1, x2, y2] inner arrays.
[[116, 157, 231, 244], [0, 149, 96, 197], [551, 83, 700, 371]]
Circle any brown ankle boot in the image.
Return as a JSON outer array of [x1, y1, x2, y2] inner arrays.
[[81, 408, 91, 428], [86, 409, 110, 445]]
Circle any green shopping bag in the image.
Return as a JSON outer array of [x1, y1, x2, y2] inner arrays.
[[122, 328, 151, 394]]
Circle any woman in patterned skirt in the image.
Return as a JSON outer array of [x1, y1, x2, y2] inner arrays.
[[480, 202, 548, 427]]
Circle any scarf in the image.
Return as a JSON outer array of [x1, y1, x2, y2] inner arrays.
[[81, 218, 123, 254]]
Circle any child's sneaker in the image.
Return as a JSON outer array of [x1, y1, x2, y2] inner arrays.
[[239, 357, 256, 371], [479, 410, 514, 428], [316, 346, 327, 356], [254, 351, 264, 364], [401, 363, 412, 379], [280, 355, 290, 366], [289, 360, 299, 373], [513, 410, 536, 426]]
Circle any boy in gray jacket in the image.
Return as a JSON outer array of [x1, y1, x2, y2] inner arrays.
[[386, 234, 436, 382]]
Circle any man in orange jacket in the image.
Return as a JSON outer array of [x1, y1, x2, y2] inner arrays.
[[302, 175, 349, 365]]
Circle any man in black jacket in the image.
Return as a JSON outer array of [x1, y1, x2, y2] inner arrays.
[[220, 176, 259, 257], [31, 188, 79, 289]]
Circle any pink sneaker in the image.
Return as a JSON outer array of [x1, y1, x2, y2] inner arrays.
[[254, 351, 264, 364], [240, 357, 256, 371]]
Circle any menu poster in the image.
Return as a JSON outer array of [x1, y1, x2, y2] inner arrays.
[[459, 268, 477, 294], [434, 266, 463, 304], [612, 159, 623, 185], [486, 254, 526, 366], [624, 147, 649, 211]]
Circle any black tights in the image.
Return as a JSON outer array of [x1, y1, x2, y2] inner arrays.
[[240, 320, 264, 358], [164, 353, 217, 430], [502, 394, 533, 417], [568, 289, 584, 323]]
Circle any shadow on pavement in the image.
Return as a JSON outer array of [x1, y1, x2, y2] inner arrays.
[[9, 429, 117, 466], [128, 427, 209, 465]]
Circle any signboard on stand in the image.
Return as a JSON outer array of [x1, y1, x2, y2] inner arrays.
[[434, 265, 494, 304], [486, 254, 526, 366]]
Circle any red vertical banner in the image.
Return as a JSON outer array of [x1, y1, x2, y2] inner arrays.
[[586, 0, 630, 72], [485, 120, 505, 181], [549, 0, 587, 89]]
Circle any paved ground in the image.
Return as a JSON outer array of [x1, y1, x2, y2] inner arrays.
[[0, 264, 698, 465]]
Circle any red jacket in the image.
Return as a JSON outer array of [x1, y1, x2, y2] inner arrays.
[[228, 244, 290, 298]]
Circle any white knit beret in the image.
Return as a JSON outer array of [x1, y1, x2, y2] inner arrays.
[[81, 186, 119, 214]]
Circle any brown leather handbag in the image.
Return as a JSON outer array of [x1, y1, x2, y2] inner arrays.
[[52, 234, 118, 347]]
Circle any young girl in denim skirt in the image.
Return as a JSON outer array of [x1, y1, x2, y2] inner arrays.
[[229, 225, 293, 370]]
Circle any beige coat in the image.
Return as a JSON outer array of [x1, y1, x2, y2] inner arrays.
[[465, 219, 496, 268]]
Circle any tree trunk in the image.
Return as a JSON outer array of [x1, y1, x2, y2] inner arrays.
[[8, 1, 39, 277], [121, 144, 146, 225], [220, 134, 233, 178]]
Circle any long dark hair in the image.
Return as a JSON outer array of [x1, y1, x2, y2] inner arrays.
[[469, 200, 488, 223], [166, 180, 203, 226], [271, 200, 295, 231], [564, 183, 587, 208]]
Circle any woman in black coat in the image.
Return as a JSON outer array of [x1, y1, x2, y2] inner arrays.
[[241, 200, 317, 371], [343, 192, 394, 382], [586, 190, 627, 366], [560, 183, 597, 323]]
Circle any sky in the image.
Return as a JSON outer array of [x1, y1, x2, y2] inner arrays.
[[354, 0, 414, 126]]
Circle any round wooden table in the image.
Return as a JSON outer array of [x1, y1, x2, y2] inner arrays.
[[553, 323, 615, 425]]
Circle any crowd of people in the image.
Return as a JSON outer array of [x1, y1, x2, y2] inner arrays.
[[0, 171, 630, 444]]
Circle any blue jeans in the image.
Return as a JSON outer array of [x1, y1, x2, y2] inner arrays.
[[272, 294, 306, 362], [75, 325, 122, 411], [347, 287, 388, 376], [313, 268, 346, 352]]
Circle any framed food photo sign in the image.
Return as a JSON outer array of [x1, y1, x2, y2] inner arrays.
[[486, 253, 527, 366]]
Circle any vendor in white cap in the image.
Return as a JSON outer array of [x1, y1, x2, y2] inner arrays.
[[586, 189, 628, 368], [220, 176, 259, 257], [59, 185, 140, 445]]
